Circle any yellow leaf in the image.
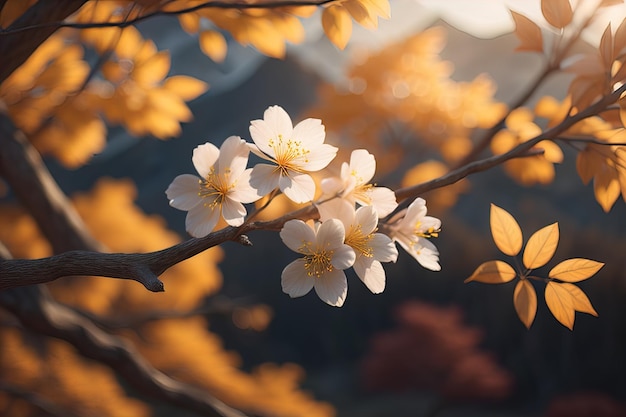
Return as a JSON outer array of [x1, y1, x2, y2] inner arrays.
[[523, 222, 559, 269], [465, 260, 517, 284], [549, 258, 604, 282], [199, 30, 228, 63], [490, 204, 523, 256], [511, 11, 543, 53], [163, 75, 208, 101], [576, 146, 604, 184], [514, 279, 537, 329], [541, 0, 573, 29], [594, 167, 621, 212], [545, 281, 575, 329], [599, 23, 614, 70], [133, 50, 170, 86], [545, 282, 598, 330], [322, 5, 353, 50]]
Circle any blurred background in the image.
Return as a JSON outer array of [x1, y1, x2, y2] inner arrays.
[[3, 1, 626, 416]]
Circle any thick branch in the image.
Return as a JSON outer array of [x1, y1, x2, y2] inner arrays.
[[0, 285, 247, 417], [0, 0, 87, 84], [0, 113, 105, 253]]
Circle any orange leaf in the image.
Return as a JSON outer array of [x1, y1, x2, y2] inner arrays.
[[465, 260, 517, 284], [599, 23, 614, 70], [163, 75, 208, 101], [541, 0, 573, 29], [545, 282, 598, 330], [577, 146, 604, 184], [322, 5, 353, 50], [514, 279, 537, 329], [549, 258, 604, 282], [133, 51, 170, 86], [490, 204, 523, 256], [199, 30, 227, 63], [523, 222, 559, 269], [511, 11, 543, 53], [594, 167, 621, 212], [545, 281, 575, 329]]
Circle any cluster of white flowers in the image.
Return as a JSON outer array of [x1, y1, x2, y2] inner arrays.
[[166, 105, 441, 307]]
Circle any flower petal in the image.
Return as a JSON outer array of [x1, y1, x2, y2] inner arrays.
[[331, 244, 356, 270], [354, 257, 386, 294], [317, 218, 346, 249], [314, 269, 347, 307], [185, 204, 221, 237], [371, 233, 398, 263], [350, 149, 376, 184], [317, 198, 355, 226], [301, 143, 338, 172], [369, 186, 398, 218], [280, 219, 315, 253], [218, 136, 249, 179], [282, 259, 315, 298], [250, 163, 280, 197], [292, 117, 325, 146], [192, 142, 219, 178], [222, 198, 246, 226], [355, 205, 378, 235], [413, 239, 441, 271], [401, 197, 427, 228], [229, 168, 262, 203], [249, 106, 293, 156], [280, 171, 316, 203], [166, 174, 202, 210]]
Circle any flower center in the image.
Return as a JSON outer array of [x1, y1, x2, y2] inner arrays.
[[351, 183, 374, 204], [268, 134, 310, 175], [346, 225, 374, 258], [414, 221, 440, 238], [198, 167, 233, 208], [299, 241, 334, 277]]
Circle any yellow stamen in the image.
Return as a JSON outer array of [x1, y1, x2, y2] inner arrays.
[[346, 224, 374, 258], [198, 167, 233, 208], [268, 134, 310, 175], [298, 240, 335, 277]]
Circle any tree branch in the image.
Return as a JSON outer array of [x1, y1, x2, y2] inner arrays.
[[0, 0, 335, 34], [0, 0, 87, 84], [0, 285, 248, 417]]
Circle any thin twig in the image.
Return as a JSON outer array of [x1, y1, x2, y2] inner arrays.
[[0, 0, 335, 34]]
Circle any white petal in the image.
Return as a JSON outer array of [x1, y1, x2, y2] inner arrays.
[[185, 204, 221, 237], [165, 174, 202, 210], [402, 197, 427, 227], [317, 198, 355, 226], [264, 105, 294, 136], [301, 143, 338, 172], [192, 142, 219, 179], [355, 205, 378, 235], [370, 233, 399, 263], [229, 169, 262, 203], [250, 163, 279, 197], [320, 176, 344, 197], [280, 171, 316, 203], [280, 219, 315, 253], [415, 243, 441, 271], [218, 136, 249, 179], [317, 218, 346, 249], [350, 149, 376, 184], [249, 106, 293, 156], [281, 259, 315, 298], [221, 198, 247, 226], [292, 117, 325, 146], [370, 187, 398, 218], [419, 215, 442, 232], [314, 269, 347, 307], [331, 244, 356, 270], [354, 257, 386, 294]]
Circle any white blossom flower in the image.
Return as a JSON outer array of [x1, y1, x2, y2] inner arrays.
[[320, 149, 397, 217], [249, 105, 338, 203], [318, 199, 398, 294], [389, 197, 441, 271], [279, 218, 356, 307], [166, 136, 261, 237]]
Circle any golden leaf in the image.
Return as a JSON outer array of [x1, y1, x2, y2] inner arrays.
[[514, 279, 537, 329], [523, 222, 559, 269], [163, 75, 208, 101], [322, 5, 353, 50], [200, 30, 228, 63], [490, 204, 523, 256], [133, 50, 171, 86], [593, 166, 620, 212], [541, 0, 573, 29], [545, 282, 598, 330], [465, 260, 517, 284], [614, 18, 626, 57], [549, 258, 604, 282], [576, 145, 605, 184], [599, 23, 614, 70], [511, 11, 543, 53]]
